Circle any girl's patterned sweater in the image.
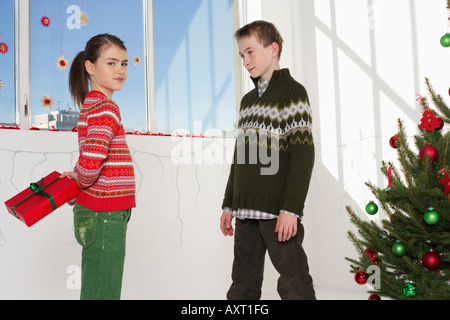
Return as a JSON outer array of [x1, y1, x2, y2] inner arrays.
[[74, 90, 136, 211]]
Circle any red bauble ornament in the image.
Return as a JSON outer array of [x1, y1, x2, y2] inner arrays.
[[364, 248, 379, 264], [389, 135, 399, 148], [354, 270, 368, 285], [419, 144, 438, 162], [368, 294, 381, 300], [436, 118, 444, 130], [422, 250, 441, 271], [364, 248, 378, 259]]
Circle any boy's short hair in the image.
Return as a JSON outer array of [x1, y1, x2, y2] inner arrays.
[[234, 20, 284, 60]]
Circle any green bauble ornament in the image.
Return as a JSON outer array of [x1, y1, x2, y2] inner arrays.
[[424, 207, 439, 225], [392, 241, 406, 257], [440, 33, 450, 47], [365, 201, 378, 215], [403, 282, 417, 297]]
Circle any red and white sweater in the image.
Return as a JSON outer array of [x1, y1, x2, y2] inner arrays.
[[74, 90, 136, 211]]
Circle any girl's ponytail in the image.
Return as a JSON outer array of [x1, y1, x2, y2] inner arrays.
[[69, 51, 89, 108]]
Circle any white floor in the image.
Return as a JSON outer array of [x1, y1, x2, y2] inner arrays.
[[315, 285, 371, 300], [260, 285, 371, 300]]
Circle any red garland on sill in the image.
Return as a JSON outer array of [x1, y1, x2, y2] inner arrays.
[[0, 124, 20, 130], [1, 126, 208, 138], [125, 131, 171, 136], [0, 126, 52, 130], [125, 131, 207, 138]]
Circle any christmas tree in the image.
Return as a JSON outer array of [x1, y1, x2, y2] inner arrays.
[[346, 78, 450, 300]]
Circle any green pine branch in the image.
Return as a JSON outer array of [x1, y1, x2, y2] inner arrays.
[[345, 79, 450, 300]]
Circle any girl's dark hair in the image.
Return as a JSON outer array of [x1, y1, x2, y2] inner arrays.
[[69, 33, 127, 107]]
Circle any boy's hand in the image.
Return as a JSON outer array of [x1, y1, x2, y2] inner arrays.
[[220, 210, 234, 236], [275, 212, 297, 242]]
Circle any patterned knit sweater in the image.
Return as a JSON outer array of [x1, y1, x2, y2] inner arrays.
[[74, 90, 136, 211], [222, 69, 314, 217]]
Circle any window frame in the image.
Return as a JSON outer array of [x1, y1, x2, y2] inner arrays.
[[143, 0, 157, 132], [15, 0, 31, 129], [6, 0, 259, 132]]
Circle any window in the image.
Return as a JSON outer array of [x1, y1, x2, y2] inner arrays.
[[29, 0, 146, 132], [154, 0, 236, 135], [0, 0, 15, 124], [1, 0, 239, 134]]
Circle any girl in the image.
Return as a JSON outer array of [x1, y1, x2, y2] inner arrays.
[[61, 34, 136, 300]]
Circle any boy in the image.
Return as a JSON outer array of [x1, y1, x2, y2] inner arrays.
[[220, 20, 316, 300]]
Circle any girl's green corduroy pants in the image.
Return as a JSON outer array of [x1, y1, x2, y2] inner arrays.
[[73, 203, 131, 300]]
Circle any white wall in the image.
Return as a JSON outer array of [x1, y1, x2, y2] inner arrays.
[[1, 0, 449, 299], [0, 130, 238, 299], [260, 0, 449, 292]]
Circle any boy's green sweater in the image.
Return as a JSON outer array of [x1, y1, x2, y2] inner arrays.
[[222, 68, 314, 217]]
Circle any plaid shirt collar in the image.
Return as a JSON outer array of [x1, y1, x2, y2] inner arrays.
[[257, 78, 270, 97]]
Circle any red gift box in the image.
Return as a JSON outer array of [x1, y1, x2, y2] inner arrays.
[[4, 171, 80, 227]]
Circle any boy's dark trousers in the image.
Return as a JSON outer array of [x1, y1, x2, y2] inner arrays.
[[227, 218, 316, 300]]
